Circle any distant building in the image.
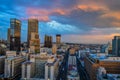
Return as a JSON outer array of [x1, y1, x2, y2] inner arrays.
[[112, 36, 120, 56], [4, 56, 26, 79], [29, 32, 40, 53], [45, 56, 59, 80], [69, 48, 76, 55], [56, 34, 61, 45], [52, 44, 57, 55], [10, 18, 21, 51], [7, 28, 10, 44], [44, 35, 52, 48], [100, 42, 112, 55], [28, 19, 39, 47], [68, 54, 76, 66], [21, 61, 35, 79]]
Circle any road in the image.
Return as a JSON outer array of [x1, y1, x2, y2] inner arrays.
[[56, 51, 69, 80], [76, 54, 90, 80]]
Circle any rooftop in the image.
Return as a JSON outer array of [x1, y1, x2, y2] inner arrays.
[[89, 53, 120, 62]]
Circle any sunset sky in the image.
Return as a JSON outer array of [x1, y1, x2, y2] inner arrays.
[[0, 0, 120, 43]]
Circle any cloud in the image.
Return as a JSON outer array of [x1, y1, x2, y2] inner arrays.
[[76, 4, 108, 12], [0, 0, 120, 43]]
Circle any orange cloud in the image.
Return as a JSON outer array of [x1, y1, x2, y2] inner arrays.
[[111, 22, 120, 27], [101, 11, 120, 20], [76, 4, 108, 12], [52, 9, 66, 15], [26, 8, 67, 21], [29, 16, 50, 22]]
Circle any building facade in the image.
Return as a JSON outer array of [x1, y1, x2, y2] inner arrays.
[[28, 19, 39, 47], [52, 44, 57, 55], [4, 57, 26, 79], [56, 34, 61, 45], [112, 36, 120, 56], [84, 56, 120, 80], [30, 53, 48, 78], [10, 18, 21, 51], [21, 61, 35, 79], [45, 56, 59, 80], [29, 32, 40, 53]]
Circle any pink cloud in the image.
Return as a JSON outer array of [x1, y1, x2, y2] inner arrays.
[[25, 8, 67, 21]]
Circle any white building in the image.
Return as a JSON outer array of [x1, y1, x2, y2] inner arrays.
[[45, 56, 59, 80], [4, 56, 26, 78], [21, 61, 35, 79]]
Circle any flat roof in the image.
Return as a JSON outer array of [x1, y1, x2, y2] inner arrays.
[[89, 54, 120, 62]]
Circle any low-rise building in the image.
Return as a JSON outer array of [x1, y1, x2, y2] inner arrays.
[[21, 61, 35, 79], [4, 56, 26, 79], [45, 56, 59, 80], [84, 54, 120, 80]]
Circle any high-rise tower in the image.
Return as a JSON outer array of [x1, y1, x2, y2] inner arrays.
[[56, 34, 61, 45], [44, 35, 52, 48], [10, 18, 21, 51], [28, 19, 39, 47]]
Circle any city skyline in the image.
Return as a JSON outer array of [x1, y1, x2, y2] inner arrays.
[[0, 0, 120, 44]]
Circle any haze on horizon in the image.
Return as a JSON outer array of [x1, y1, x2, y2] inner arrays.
[[0, 0, 120, 44]]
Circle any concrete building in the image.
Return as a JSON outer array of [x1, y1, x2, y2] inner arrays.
[[84, 54, 120, 80], [21, 61, 35, 79], [28, 19, 39, 47], [112, 36, 120, 56], [4, 56, 26, 79], [10, 18, 21, 51], [45, 56, 59, 80], [0, 56, 6, 75], [29, 32, 40, 53]]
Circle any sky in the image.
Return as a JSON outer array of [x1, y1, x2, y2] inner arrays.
[[0, 0, 120, 44]]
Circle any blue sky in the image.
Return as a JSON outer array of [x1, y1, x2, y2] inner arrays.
[[0, 0, 120, 43]]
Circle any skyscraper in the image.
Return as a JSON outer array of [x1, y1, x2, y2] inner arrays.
[[10, 18, 21, 51], [44, 35, 52, 48], [28, 19, 39, 47], [56, 34, 61, 45], [112, 36, 120, 56]]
